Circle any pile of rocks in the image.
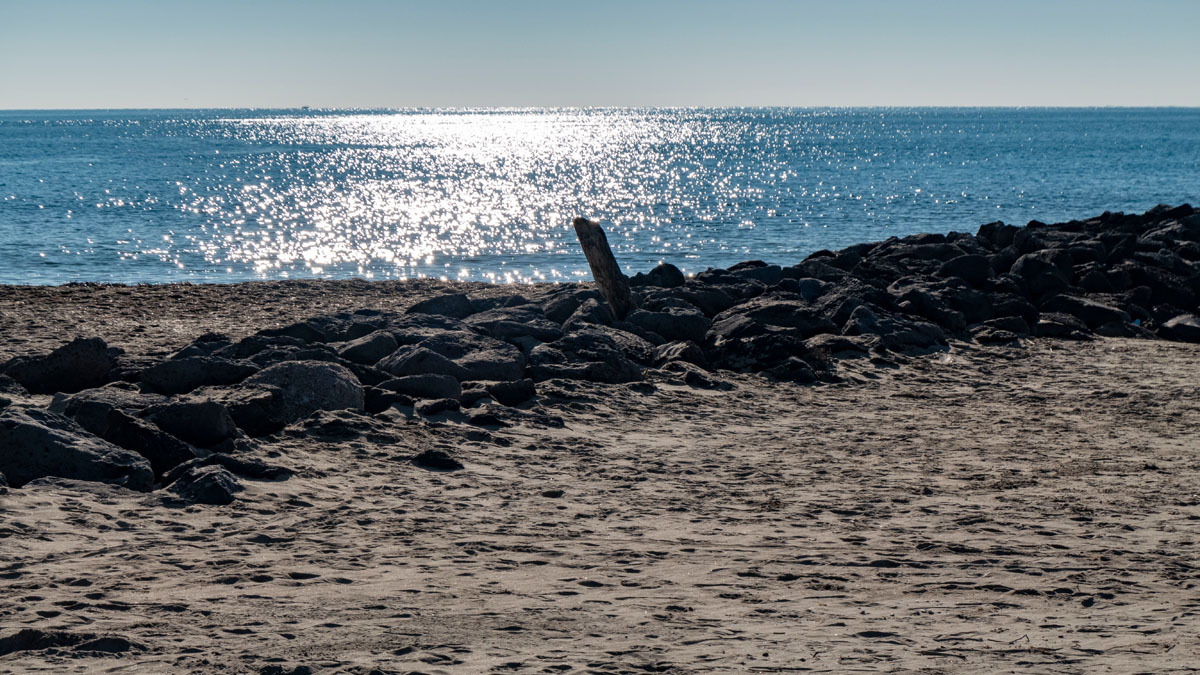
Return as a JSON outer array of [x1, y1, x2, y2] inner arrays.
[[1, 205, 1197, 498]]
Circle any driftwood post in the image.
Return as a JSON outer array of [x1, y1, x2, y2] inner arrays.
[[573, 217, 636, 320]]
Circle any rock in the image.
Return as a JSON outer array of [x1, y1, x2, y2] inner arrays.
[[655, 340, 708, 367], [772, 277, 830, 302], [629, 262, 686, 288], [731, 262, 783, 285], [377, 345, 470, 380], [364, 386, 410, 414], [1011, 250, 1073, 298], [843, 305, 946, 352], [0, 375, 26, 396], [937, 254, 993, 286], [542, 290, 600, 324], [1040, 295, 1131, 330], [48, 383, 167, 435], [336, 330, 398, 365], [406, 293, 477, 319], [258, 321, 327, 343], [466, 308, 563, 344], [2, 337, 117, 394], [379, 374, 462, 400], [480, 378, 536, 405], [411, 449, 463, 472], [416, 331, 527, 381], [416, 397, 460, 416], [626, 307, 712, 344], [139, 356, 258, 395], [1159, 314, 1200, 343], [713, 297, 837, 338], [241, 360, 365, 427], [1033, 312, 1092, 339], [147, 400, 241, 448], [563, 297, 616, 330], [673, 284, 739, 317], [168, 465, 243, 505], [100, 410, 198, 477], [0, 407, 153, 490]]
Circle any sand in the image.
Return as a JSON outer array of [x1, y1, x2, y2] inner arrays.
[[1, 281, 1199, 674]]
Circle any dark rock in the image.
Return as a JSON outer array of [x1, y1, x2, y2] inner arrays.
[[466, 307, 562, 343], [655, 340, 708, 367], [48, 384, 167, 435], [713, 297, 837, 338], [139, 356, 258, 395], [732, 263, 783, 285], [162, 453, 291, 486], [363, 386, 410, 414], [843, 305, 946, 352], [168, 465, 243, 505], [480, 378, 536, 405], [771, 277, 830, 302], [377, 345, 470, 380], [411, 449, 463, 472], [379, 374, 462, 400], [240, 360, 365, 427], [416, 397, 460, 416], [336, 330, 399, 365], [784, 259, 849, 282], [803, 333, 874, 359], [976, 221, 1019, 249], [1159, 314, 1200, 343], [1040, 295, 1130, 330], [416, 330, 527, 381], [626, 307, 712, 344], [542, 290, 600, 324], [101, 410, 198, 477], [0, 375, 26, 396], [0, 407, 153, 490], [563, 297, 616, 330], [937, 254, 993, 286], [629, 262, 686, 288], [1033, 312, 1092, 339], [258, 321, 326, 343], [406, 293, 477, 319], [1011, 250, 1072, 298], [147, 400, 241, 448], [2, 337, 117, 394]]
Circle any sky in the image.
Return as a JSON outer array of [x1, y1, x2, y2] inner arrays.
[[1, 0, 1198, 109]]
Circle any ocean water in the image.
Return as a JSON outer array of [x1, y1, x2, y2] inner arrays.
[[1, 108, 1197, 285]]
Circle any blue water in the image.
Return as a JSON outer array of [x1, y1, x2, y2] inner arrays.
[[1, 108, 1198, 285]]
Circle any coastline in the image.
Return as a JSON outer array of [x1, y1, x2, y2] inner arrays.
[[1, 205, 1199, 672]]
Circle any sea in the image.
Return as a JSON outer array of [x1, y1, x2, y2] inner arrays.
[[1, 108, 1197, 285]]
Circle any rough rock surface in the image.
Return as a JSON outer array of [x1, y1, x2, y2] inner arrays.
[[0, 406, 153, 490]]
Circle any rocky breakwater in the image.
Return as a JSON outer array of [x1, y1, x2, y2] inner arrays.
[[1, 205, 1197, 501]]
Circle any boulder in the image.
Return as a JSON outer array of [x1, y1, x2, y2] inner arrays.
[[2, 337, 117, 394], [241, 360, 365, 423], [843, 305, 946, 352], [626, 307, 712, 344], [336, 331, 398, 365], [629, 262, 686, 288], [1040, 295, 1130, 330], [379, 374, 462, 400], [378, 345, 470, 380], [1159, 314, 1200, 343], [101, 410, 198, 477], [712, 298, 836, 338], [139, 356, 258, 395], [406, 293, 477, 319], [147, 400, 241, 448], [479, 378, 536, 406], [655, 340, 708, 367], [168, 465, 242, 505], [1033, 312, 1092, 339], [1011, 250, 1072, 298], [48, 384, 167, 435], [416, 331, 527, 381], [0, 407, 153, 490], [937, 254, 993, 286]]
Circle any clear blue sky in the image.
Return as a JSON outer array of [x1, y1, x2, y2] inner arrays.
[[2, 0, 1197, 108]]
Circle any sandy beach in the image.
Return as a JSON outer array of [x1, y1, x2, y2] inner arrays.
[[3, 205, 1200, 673], [1, 273, 1198, 674]]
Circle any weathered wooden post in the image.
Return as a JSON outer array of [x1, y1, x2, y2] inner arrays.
[[572, 217, 636, 320]]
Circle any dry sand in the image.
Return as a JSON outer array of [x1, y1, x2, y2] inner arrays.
[[2, 281, 1199, 673]]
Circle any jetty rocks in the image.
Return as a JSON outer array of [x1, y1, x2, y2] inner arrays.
[[1, 204, 1198, 496]]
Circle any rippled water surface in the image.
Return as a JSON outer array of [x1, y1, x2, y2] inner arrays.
[[1, 108, 1198, 284]]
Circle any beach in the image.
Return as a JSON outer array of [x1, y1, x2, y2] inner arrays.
[[2, 206, 1199, 673]]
